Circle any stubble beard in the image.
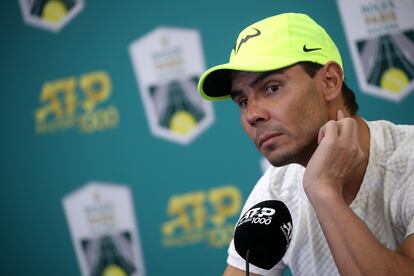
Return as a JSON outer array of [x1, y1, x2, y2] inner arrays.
[[264, 134, 319, 167]]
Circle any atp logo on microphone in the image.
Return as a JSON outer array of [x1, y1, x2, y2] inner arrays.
[[237, 206, 276, 226], [234, 200, 293, 269]]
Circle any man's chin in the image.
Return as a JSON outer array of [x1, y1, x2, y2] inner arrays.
[[265, 155, 292, 167], [263, 148, 302, 167], [262, 141, 316, 167]]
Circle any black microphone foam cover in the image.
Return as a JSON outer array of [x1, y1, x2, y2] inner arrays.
[[234, 200, 293, 270]]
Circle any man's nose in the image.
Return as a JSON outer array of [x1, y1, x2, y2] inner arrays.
[[245, 99, 269, 126]]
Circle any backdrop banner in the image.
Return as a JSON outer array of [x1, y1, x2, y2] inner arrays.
[[337, 0, 414, 101], [129, 27, 214, 145], [18, 0, 84, 32], [63, 182, 145, 276]]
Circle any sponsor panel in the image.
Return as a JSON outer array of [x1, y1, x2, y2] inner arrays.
[[337, 0, 414, 101], [63, 181, 145, 276], [19, 0, 84, 32], [129, 27, 214, 145]]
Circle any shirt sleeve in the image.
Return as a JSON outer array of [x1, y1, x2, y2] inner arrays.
[[403, 171, 414, 239]]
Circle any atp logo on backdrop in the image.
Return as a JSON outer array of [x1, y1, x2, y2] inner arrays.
[[35, 71, 120, 134], [162, 185, 242, 248]]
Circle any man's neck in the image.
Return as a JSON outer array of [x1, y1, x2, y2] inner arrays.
[[343, 115, 371, 205]]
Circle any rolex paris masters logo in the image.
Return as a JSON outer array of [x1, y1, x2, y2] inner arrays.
[[337, 0, 414, 102], [129, 27, 214, 145]]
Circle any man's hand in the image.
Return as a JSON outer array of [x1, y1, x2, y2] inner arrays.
[[301, 110, 414, 275], [303, 110, 366, 203]]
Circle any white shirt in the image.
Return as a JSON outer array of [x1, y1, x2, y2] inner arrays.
[[227, 120, 414, 275]]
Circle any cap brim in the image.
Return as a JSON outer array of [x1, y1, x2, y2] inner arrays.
[[198, 56, 309, 101]]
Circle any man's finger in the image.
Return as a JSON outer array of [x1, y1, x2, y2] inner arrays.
[[318, 120, 339, 144], [337, 109, 345, 120]]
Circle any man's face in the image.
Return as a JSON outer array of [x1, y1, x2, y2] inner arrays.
[[230, 64, 329, 167]]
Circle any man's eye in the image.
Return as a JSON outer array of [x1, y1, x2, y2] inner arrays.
[[265, 85, 279, 94], [238, 98, 248, 108]]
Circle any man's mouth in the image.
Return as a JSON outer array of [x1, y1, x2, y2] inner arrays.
[[257, 133, 282, 149]]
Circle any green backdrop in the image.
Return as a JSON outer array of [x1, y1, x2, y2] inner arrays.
[[1, 1, 413, 275]]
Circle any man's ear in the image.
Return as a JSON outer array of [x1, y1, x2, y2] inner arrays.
[[320, 62, 344, 102]]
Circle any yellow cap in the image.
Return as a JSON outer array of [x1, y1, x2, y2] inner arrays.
[[198, 13, 343, 100]]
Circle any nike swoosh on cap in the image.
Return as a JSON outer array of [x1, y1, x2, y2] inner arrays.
[[303, 44, 322, 52]]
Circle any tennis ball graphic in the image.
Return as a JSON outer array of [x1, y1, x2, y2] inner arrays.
[[380, 67, 409, 94], [42, 0, 68, 23], [169, 110, 197, 135], [102, 264, 127, 276]]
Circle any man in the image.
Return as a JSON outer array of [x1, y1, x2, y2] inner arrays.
[[197, 13, 414, 275]]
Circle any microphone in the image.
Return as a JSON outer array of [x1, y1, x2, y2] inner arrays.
[[234, 200, 293, 272]]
